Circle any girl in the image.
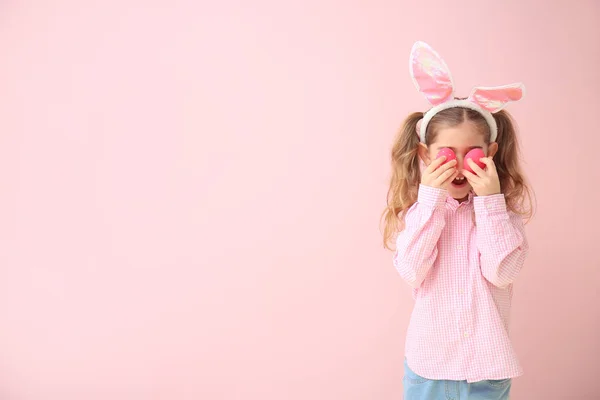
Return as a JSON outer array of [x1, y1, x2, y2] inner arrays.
[[383, 42, 533, 399]]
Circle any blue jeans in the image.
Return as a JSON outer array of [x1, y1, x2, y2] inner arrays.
[[403, 359, 512, 400]]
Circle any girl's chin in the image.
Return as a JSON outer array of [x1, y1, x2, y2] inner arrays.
[[448, 184, 471, 198]]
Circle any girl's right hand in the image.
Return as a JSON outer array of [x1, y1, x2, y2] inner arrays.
[[421, 157, 458, 189]]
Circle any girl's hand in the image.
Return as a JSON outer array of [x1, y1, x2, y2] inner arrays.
[[463, 157, 501, 196], [421, 157, 458, 190]]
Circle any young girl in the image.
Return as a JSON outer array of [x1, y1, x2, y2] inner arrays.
[[383, 42, 533, 399]]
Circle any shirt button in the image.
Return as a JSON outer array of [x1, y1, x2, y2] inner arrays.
[[464, 332, 469, 338], [457, 245, 463, 250], [459, 289, 465, 294]]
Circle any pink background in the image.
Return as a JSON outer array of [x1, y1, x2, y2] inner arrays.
[[0, 1, 598, 399]]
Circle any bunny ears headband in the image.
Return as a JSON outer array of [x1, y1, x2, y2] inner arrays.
[[410, 41, 525, 143]]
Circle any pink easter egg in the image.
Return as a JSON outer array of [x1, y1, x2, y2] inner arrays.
[[436, 148, 456, 164], [463, 148, 486, 173]]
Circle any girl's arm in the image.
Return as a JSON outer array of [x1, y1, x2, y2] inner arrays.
[[474, 194, 529, 288], [394, 185, 447, 288]]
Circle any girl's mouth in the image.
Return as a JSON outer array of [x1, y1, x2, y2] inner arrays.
[[452, 176, 467, 187]]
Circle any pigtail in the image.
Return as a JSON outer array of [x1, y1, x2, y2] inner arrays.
[[381, 112, 423, 249], [492, 110, 534, 220]]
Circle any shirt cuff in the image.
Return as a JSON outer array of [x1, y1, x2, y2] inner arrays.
[[474, 193, 508, 216], [417, 184, 447, 209]]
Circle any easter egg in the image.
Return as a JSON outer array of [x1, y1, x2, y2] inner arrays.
[[436, 148, 456, 164], [463, 148, 486, 173]]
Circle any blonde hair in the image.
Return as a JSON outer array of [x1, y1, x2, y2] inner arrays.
[[381, 106, 534, 250]]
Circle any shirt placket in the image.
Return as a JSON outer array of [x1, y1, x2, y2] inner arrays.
[[454, 203, 474, 379]]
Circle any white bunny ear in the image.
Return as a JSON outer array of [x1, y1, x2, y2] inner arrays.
[[468, 83, 525, 113], [409, 41, 455, 106]]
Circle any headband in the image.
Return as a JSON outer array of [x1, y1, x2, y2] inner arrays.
[[410, 41, 525, 143]]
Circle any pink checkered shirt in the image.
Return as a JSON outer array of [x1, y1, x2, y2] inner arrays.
[[394, 184, 528, 383]]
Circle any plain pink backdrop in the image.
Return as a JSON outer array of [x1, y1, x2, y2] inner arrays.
[[0, 1, 598, 399]]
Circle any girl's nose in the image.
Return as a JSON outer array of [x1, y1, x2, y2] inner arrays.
[[455, 155, 464, 172]]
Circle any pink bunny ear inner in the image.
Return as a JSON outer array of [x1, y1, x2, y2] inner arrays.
[[468, 83, 525, 113], [410, 41, 455, 106]]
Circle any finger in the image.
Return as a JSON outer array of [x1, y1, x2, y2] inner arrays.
[[462, 170, 480, 183], [424, 156, 446, 174], [479, 157, 497, 175], [434, 167, 458, 186], [467, 159, 486, 177], [430, 159, 457, 178], [441, 169, 460, 187]]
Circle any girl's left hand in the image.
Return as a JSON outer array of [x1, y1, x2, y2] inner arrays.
[[463, 157, 501, 196]]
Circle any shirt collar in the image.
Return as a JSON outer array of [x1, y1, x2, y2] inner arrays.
[[445, 190, 474, 209]]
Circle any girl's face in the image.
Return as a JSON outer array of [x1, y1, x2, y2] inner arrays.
[[418, 121, 498, 201]]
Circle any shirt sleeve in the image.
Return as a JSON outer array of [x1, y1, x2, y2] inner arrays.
[[474, 194, 529, 288], [394, 185, 447, 288]]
